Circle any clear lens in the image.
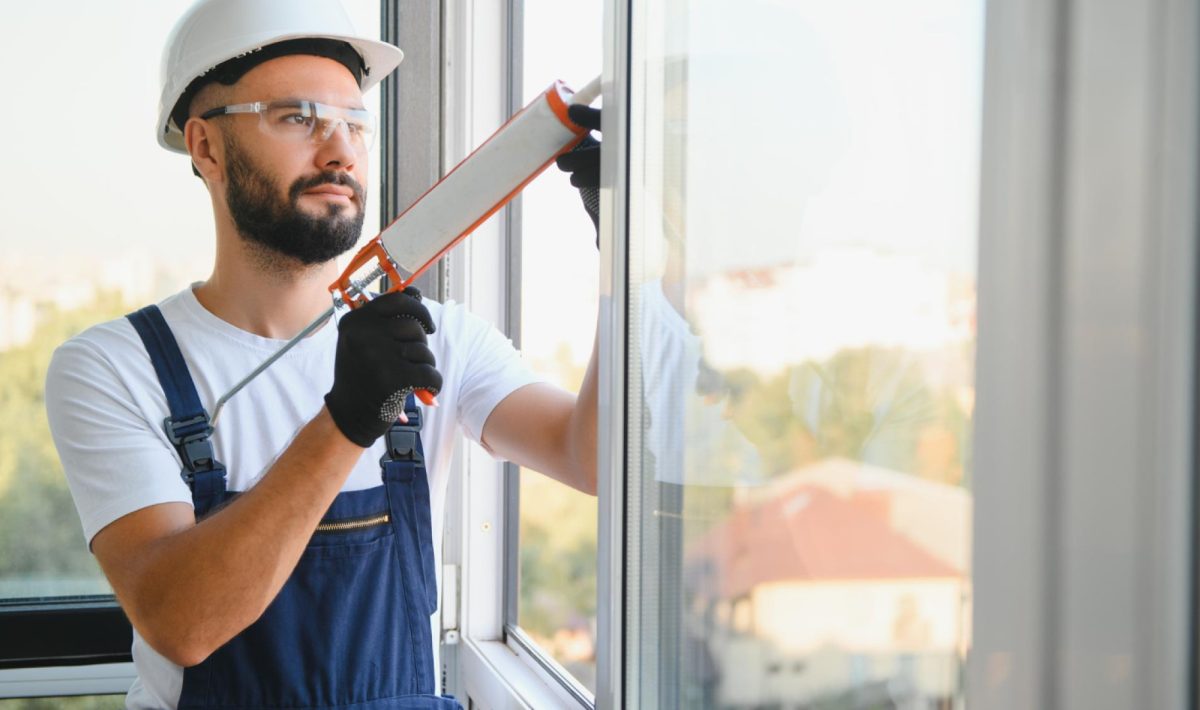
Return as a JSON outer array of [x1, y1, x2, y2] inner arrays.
[[258, 101, 377, 152]]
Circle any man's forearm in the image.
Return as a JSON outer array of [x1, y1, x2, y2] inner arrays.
[[123, 408, 363, 666], [568, 326, 600, 495]]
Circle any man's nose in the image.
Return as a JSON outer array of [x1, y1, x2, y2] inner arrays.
[[315, 119, 358, 169]]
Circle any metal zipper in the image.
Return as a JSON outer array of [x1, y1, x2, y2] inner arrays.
[[315, 513, 390, 533]]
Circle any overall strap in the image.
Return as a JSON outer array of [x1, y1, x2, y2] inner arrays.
[[381, 393, 437, 615], [126, 305, 225, 494]]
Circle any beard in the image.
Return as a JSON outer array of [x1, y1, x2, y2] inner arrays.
[[223, 135, 367, 266]]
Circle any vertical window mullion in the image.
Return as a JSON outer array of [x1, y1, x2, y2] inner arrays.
[[596, 0, 633, 706], [501, 0, 525, 636]]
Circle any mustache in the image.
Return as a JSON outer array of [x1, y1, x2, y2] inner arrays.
[[288, 171, 366, 205]]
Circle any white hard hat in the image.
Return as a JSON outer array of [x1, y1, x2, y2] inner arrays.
[[157, 0, 404, 154]]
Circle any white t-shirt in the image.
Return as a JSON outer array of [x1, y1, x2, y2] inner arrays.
[[44, 285, 540, 709], [638, 280, 762, 487]]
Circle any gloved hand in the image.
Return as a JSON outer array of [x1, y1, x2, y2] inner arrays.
[[556, 104, 601, 247], [324, 287, 443, 447]]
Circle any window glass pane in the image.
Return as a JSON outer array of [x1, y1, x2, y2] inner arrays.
[[0, 0, 380, 601], [625, 1, 982, 707], [515, 0, 603, 692]]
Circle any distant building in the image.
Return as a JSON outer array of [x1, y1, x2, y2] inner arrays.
[[685, 458, 971, 708]]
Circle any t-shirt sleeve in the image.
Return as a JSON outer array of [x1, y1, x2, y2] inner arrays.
[[451, 310, 544, 451], [45, 336, 192, 548]]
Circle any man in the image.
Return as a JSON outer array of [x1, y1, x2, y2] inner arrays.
[[43, 1, 600, 708]]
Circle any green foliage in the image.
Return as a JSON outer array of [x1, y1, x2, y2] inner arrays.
[[0, 292, 129, 588], [517, 473, 597, 638], [719, 345, 971, 485]]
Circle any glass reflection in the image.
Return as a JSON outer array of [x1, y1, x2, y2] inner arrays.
[[627, 0, 981, 707]]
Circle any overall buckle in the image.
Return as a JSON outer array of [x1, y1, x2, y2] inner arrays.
[[382, 403, 423, 463], [383, 427, 423, 463], [163, 412, 217, 478], [164, 412, 212, 445]]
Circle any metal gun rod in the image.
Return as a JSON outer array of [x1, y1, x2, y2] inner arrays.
[[209, 264, 386, 426]]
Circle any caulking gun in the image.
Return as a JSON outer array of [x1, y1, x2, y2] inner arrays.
[[209, 75, 603, 426]]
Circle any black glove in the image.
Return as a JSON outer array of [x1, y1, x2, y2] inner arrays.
[[324, 287, 443, 447], [556, 104, 601, 246]]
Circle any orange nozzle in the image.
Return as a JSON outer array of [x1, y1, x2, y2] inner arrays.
[[330, 236, 406, 309]]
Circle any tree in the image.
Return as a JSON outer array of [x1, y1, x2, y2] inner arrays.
[[0, 292, 129, 594]]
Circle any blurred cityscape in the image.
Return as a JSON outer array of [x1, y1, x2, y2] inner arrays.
[[0, 251, 206, 353], [516, 247, 977, 706]]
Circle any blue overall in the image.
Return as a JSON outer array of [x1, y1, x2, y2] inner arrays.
[[127, 305, 461, 709]]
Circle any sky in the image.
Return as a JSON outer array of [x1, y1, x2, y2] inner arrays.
[[658, 0, 985, 278], [519, 1, 606, 366]]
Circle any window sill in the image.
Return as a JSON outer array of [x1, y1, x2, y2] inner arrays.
[[0, 662, 135, 698], [459, 639, 588, 709]]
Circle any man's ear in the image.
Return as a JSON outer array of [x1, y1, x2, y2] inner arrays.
[[184, 117, 222, 184]]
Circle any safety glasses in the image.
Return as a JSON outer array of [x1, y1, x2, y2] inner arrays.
[[200, 100, 377, 152]]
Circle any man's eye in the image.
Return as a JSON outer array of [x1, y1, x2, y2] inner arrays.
[[281, 114, 312, 126]]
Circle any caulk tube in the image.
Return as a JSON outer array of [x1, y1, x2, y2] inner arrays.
[[378, 78, 598, 276]]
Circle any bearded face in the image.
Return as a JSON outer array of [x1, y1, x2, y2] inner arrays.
[[222, 132, 367, 266]]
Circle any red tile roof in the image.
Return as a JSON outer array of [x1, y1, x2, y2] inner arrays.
[[686, 466, 963, 599]]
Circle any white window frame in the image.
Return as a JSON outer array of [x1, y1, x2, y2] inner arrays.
[[593, 0, 631, 707], [0, 664, 135, 699], [438, 1, 618, 707]]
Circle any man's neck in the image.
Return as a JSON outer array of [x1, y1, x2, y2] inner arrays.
[[194, 238, 340, 340]]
